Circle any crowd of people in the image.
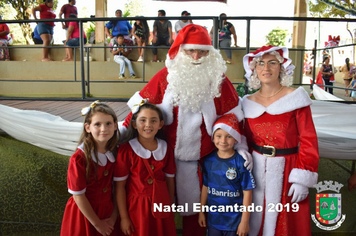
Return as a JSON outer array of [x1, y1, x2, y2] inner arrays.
[[1, 3, 240, 64], [57, 24, 356, 236]]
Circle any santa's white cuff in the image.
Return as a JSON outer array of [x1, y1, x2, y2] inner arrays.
[[127, 91, 143, 109], [288, 168, 318, 188]]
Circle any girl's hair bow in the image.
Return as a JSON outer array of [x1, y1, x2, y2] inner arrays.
[[131, 99, 149, 114], [81, 100, 101, 116]]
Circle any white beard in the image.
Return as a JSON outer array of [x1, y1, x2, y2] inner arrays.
[[165, 49, 226, 113]]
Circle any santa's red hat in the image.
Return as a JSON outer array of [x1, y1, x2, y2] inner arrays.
[[212, 113, 241, 143], [243, 45, 293, 80], [168, 24, 213, 59]]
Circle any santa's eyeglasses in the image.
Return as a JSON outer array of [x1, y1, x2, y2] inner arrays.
[[184, 49, 209, 57]]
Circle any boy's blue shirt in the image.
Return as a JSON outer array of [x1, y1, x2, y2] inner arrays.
[[202, 150, 256, 231]]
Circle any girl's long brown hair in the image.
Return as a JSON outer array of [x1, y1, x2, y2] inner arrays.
[[78, 103, 119, 181]]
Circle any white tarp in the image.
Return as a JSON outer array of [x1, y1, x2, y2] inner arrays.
[[0, 93, 356, 160], [0, 104, 82, 156]]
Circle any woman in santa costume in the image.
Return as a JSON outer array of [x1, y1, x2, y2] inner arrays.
[[241, 46, 319, 236], [119, 24, 252, 236]]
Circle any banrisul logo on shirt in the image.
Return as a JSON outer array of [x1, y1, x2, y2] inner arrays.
[[311, 180, 346, 231], [226, 167, 237, 180]]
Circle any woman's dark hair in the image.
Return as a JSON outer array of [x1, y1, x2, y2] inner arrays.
[[218, 13, 227, 29], [346, 58, 350, 71], [121, 103, 165, 144], [323, 57, 329, 63], [137, 17, 149, 41], [68, 13, 78, 26], [111, 10, 122, 31]]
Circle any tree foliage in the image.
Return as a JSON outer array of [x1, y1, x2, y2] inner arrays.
[[309, 0, 355, 17], [0, 0, 58, 44], [265, 27, 288, 46]]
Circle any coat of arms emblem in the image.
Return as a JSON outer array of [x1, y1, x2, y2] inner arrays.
[[311, 180, 346, 230]]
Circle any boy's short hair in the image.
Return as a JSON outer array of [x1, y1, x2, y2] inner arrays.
[[117, 34, 124, 39], [158, 10, 166, 16]]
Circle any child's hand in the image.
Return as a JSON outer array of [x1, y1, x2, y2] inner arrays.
[[237, 221, 249, 236], [198, 212, 206, 227], [93, 219, 114, 236], [104, 211, 117, 228], [120, 217, 135, 235]]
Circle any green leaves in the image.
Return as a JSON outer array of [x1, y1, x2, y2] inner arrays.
[[265, 27, 288, 46]]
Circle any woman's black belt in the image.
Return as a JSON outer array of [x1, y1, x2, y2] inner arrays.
[[252, 143, 299, 157]]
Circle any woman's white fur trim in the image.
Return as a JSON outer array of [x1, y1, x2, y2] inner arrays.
[[242, 87, 312, 119]]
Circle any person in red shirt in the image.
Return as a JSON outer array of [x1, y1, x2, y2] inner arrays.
[[0, 16, 10, 61], [31, 0, 56, 61], [58, 0, 78, 31], [62, 14, 87, 61]]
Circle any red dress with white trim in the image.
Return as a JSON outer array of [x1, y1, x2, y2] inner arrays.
[[60, 144, 120, 236], [114, 138, 177, 236], [242, 87, 319, 236]]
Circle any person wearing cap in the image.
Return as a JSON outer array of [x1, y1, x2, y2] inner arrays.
[[152, 10, 173, 62], [241, 45, 319, 236], [119, 24, 252, 236], [198, 113, 255, 236], [175, 11, 192, 36]]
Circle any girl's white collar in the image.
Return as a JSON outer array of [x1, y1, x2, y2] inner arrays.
[[78, 143, 116, 166], [129, 138, 167, 161]]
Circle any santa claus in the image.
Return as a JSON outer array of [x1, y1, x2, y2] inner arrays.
[[119, 24, 252, 236]]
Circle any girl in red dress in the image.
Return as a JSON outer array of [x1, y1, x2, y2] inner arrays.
[[114, 102, 177, 236], [60, 101, 120, 236]]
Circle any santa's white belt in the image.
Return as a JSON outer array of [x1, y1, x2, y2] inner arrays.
[[253, 143, 299, 157]]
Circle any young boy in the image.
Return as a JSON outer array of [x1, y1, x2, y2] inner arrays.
[[198, 113, 255, 236], [112, 34, 136, 79]]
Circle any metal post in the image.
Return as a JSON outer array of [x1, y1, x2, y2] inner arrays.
[[79, 20, 86, 99], [212, 17, 218, 49], [245, 19, 251, 95], [143, 46, 146, 82], [86, 47, 90, 95], [311, 39, 317, 89], [74, 48, 77, 81]]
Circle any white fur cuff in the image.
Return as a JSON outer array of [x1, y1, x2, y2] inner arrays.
[[127, 91, 144, 109], [288, 168, 318, 188]]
